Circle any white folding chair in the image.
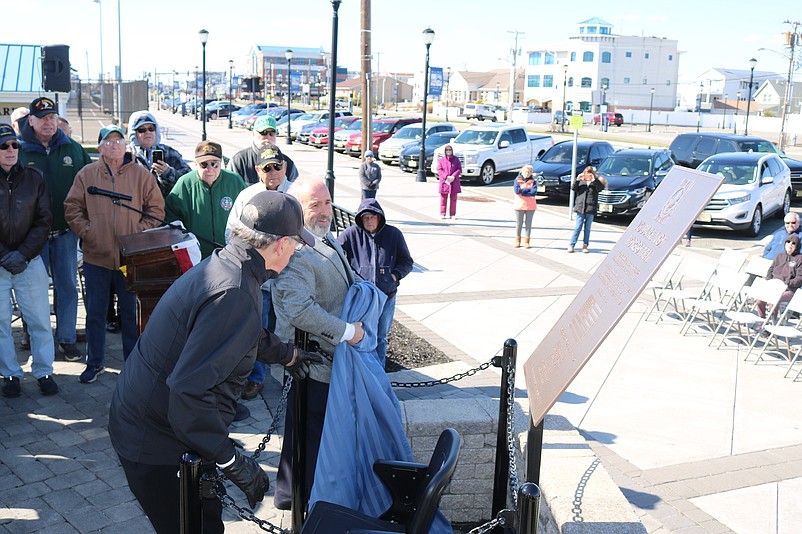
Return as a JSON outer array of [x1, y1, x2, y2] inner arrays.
[[743, 256, 773, 280], [711, 278, 787, 348], [716, 248, 750, 273], [748, 289, 802, 365], [680, 267, 750, 336], [653, 259, 717, 324], [643, 254, 683, 321]]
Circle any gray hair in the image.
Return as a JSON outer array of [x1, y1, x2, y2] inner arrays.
[[229, 218, 281, 250], [287, 175, 327, 203]]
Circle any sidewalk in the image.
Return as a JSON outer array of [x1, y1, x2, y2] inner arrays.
[[1, 109, 800, 533]]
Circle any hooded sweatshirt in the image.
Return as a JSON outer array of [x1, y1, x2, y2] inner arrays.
[[126, 111, 191, 196], [768, 233, 802, 291], [337, 198, 414, 297]]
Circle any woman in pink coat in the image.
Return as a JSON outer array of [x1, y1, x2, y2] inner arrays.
[[437, 144, 462, 219]]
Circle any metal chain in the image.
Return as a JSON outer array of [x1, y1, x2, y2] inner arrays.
[[209, 480, 290, 533], [572, 458, 601, 522], [467, 508, 513, 534], [467, 517, 502, 534], [252, 376, 292, 460], [390, 359, 494, 388], [504, 359, 520, 507]]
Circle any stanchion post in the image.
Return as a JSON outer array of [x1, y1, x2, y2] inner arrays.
[[527, 416, 544, 487], [179, 452, 203, 534], [491, 339, 517, 528], [514, 483, 541, 534], [291, 330, 310, 533]]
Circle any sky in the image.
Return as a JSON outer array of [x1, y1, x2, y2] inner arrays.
[[3, 0, 799, 87]]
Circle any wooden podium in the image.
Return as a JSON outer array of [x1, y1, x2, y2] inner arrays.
[[118, 227, 189, 333]]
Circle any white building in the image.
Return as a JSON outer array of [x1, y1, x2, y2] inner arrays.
[[522, 18, 679, 114], [681, 67, 784, 113]]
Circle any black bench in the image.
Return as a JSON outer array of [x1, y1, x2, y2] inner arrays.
[[332, 204, 357, 235]]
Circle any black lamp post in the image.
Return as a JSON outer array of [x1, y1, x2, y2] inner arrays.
[[745, 57, 757, 136], [228, 59, 234, 129], [734, 91, 740, 134], [285, 49, 293, 145], [171, 70, 177, 114], [648, 87, 655, 132], [445, 66, 451, 121], [325, 0, 341, 200], [601, 83, 608, 131], [416, 27, 435, 183], [199, 29, 209, 141], [194, 66, 198, 120], [561, 64, 567, 133]]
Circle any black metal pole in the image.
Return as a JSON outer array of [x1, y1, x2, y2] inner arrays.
[[228, 63, 233, 129], [491, 339, 517, 525], [325, 0, 341, 201], [416, 41, 431, 183], [291, 330, 310, 532], [179, 452, 203, 534], [648, 89, 654, 132], [745, 63, 756, 136], [286, 52, 293, 145], [194, 68, 198, 120], [202, 44, 207, 141], [526, 416, 544, 487], [514, 483, 541, 534]]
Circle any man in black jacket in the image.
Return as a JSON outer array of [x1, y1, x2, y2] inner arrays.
[[0, 123, 57, 398], [108, 191, 317, 533]]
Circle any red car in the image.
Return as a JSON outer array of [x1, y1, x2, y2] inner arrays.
[[308, 116, 360, 148], [344, 117, 421, 156], [592, 112, 624, 126]]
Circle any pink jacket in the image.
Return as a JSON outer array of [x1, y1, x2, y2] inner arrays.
[[437, 149, 462, 195]]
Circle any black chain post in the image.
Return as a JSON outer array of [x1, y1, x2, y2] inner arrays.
[[527, 416, 545, 487], [491, 339, 517, 533], [291, 330, 310, 533], [180, 452, 203, 534], [514, 483, 541, 534]]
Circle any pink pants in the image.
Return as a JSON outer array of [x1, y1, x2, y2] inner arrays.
[[440, 193, 457, 217]]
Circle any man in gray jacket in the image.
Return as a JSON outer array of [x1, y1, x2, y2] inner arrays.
[[272, 176, 364, 510]]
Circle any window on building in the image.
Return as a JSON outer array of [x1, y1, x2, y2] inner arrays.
[[583, 51, 594, 62], [581, 77, 592, 88], [568, 77, 574, 87], [645, 53, 650, 59], [529, 52, 542, 65], [643, 77, 648, 84], [600, 77, 610, 89], [600, 27, 610, 35], [625, 51, 632, 58], [601, 52, 611, 63], [544, 75, 553, 88], [578, 101, 591, 112], [545, 52, 554, 65], [570, 52, 576, 62], [587, 26, 597, 34], [668, 54, 673, 61], [624, 77, 630, 84], [527, 75, 539, 88]]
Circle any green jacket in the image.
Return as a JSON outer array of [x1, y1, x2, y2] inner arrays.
[[165, 169, 246, 258], [18, 121, 93, 232]]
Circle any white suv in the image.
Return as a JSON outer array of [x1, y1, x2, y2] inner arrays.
[[462, 103, 497, 122], [695, 152, 792, 236]]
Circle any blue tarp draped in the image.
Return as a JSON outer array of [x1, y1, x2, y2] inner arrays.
[[309, 281, 451, 533]]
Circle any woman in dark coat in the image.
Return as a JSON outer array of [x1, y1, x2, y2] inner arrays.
[[437, 145, 462, 219], [757, 233, 802, 318], [568, 166, 607, 253]]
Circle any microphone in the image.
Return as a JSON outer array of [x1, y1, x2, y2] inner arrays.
[[87, 186, 132, 202]]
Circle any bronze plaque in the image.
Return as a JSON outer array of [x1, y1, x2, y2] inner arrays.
[[524, 166, 725, 425]]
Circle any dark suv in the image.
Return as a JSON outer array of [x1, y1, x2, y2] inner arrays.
[[596, 149, 675, 216], [533, 140, 615, 197], [668, 133, 802, 197]]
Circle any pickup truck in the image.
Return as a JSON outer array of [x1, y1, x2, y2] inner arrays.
[[430, 125, 553, 185]]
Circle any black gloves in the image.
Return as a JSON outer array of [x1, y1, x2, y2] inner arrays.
[[220, 450, 269, 509], [0, 251, 28, 275], [286, 348, 324, 380]]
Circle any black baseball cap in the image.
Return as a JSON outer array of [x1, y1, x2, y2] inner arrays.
[[240, 191, 314, 246]]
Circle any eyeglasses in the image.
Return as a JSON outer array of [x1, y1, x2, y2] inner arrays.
[[0, 141, 20, 150], [102, 139, 126, 147], [136, 126, 156, 134], [257, 130, 276, 136], [198, 160, 220, 169], [259, 163, 284, 172], [289, 237, 304, 251]]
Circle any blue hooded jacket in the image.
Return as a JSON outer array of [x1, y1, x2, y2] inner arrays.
[[126, 110, 191, 196]]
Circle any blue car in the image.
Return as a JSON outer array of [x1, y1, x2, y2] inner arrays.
[[398, 132, 457, 173]]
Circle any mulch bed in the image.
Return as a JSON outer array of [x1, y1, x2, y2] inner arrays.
[[385, 321, 451, 372]]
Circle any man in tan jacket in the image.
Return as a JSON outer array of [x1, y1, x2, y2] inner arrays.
[[65, 125, 164, 384]]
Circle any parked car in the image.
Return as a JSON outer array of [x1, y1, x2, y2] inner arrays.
[[205, 102, 241, 120], [309, 116, 360, 148], [461, 103, 497, 122], [378, 123, 457, 165], [399, 131, 457, 173], [694, 152, 792, 236], [592, 112, 624, 126], [333, 120, 363, 152], [277, 110, 353, 140], [344, 117, 421, 156], [668, 132, 802, 198], [232, 103, 267, 122], [532, 140, 615, 196], [595, 149, 675, 216]]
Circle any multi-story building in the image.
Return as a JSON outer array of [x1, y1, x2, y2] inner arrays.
[[247, 45, 330, 101], [522, 17, 679, 114]]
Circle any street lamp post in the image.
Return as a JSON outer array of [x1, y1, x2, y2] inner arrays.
[[722, 93, 728, 130], [171, 71, 176, 114], [416, 28, 435, 183], [228, 59, 234, 129], [648, 87, 655, 132], [734, 91, 740, 134], [445, 66, 451, 121], [194, 66, 198, 120], [325, 0, 341, 200], [93, 0, 104, 114], [744, 57, 757, 136], [561, 64, 567, 133], [601, 83, 608, 131], [199, 29, 209, 141], [696, 82, 703, 133], [285, 49, 293, 145]]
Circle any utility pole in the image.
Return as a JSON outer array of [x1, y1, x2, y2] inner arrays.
[[507, 30, 524, 121], [779, 19, 800, 152], [360, 0, 372, 160]]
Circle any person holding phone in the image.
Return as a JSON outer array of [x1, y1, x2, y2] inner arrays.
[[512, 164, 537, 249], [127, 111, 191, 197], [568, 166, 607, 253]]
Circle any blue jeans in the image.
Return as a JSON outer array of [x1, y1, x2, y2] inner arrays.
[[40, 231, 79, 344], [83, 262, 138, 367], [570, 213, 594, 247], [247, 287, 272, 384], [376, 293, 397, 367], [0, 257, 55, 379], [362, 189, 377, 199]]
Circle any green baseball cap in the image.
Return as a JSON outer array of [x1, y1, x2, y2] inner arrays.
[[254, 115, 277, 134], [98, 125, 125, 143]]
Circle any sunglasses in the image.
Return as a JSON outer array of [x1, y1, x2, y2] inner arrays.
[[136, 126, 156, 133], [198, 160, 220, 169], [260, 162, 284, 172], [257, 129, 277, 136], [0, 141, 20, 150]]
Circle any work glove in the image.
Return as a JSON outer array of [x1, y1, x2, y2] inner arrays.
[[220, 450, 269, 509], [286, 348, 324, 380], [0, 251, 28, 276]]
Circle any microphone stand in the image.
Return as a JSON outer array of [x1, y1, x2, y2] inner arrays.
[[108, 198, 224, 250]]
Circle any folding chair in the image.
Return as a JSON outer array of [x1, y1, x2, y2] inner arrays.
[[680, 267, 750, 336], [743, 256, 773, 280], [748, 289, 802, 365], [653, 258, 717, 324], [643, 254, 683, 321], [716, 248, 749, 273], [710, 278, 786, 348]]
